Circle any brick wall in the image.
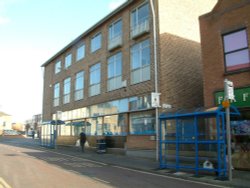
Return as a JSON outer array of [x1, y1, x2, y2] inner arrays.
[[57, 136, 78, 146], [200, 0, 250, 107], [159, 33, 204, 110], [126, 135, 155, 149]]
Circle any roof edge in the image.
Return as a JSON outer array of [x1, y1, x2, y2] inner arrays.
[[41, 0, 133, 67]]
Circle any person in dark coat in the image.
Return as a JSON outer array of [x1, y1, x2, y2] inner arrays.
[[79, 130, 86, 152]]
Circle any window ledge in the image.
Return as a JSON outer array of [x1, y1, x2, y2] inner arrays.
[[224, 67, 250, 76]]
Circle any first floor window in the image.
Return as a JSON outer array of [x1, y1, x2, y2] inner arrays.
[[89, 63, 101, 96], [75, 71, 84, 101], [53, 83, 60, 107], [130, 111, 155, 135], [131, 39, 150, 84], [108, 52, 122, 91], [223, 29, 250, 72], [63, 77, 71, 104]]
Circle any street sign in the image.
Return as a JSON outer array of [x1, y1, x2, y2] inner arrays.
[[225, 79, 235, 101], [151, 92, 161, 107]]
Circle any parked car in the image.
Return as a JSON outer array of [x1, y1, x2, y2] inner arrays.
[[3, 130, 21, 136]]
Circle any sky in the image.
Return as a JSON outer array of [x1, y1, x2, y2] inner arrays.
[[0, 0, 127, 122]]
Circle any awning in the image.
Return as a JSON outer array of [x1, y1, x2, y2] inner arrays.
[[66, 121, 91, 127], [42, 120, 65, 125]]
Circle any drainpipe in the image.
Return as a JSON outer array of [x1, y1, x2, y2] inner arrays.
[[150, 0, 159, 161]]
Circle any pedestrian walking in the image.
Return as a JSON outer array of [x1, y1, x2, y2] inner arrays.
[[32, 130, 35, 139], [79, 129, 86, 152]]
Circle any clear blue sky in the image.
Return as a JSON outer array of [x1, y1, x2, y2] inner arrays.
[[0, 0, 126, 122]]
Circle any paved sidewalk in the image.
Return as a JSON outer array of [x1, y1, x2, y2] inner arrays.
[[55, 146, 250, 188]]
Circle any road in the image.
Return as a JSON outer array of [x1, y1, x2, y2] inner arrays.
[[0, 137, 226, 188]]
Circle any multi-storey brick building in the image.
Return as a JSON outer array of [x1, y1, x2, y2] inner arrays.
[[200, 0, 250, 169], [42, 0, 216, 157]]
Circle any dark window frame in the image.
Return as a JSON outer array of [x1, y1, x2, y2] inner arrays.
[[222, 28, 250, 73]]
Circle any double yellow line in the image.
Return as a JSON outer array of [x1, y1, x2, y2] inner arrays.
[[0, 178, 11, 188]]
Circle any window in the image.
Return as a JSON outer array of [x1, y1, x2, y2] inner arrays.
[[131, 2, 149, 38], [91, 33, 102, 53], [131, 39, 150, 84], [63, 77, 71, 104], [65, 54, 72, 69], [103, 114, 126, 136], [76, 44, 85, 61], [130, 111, 155, 135], [75, 71, 84, 101], [89, 63, 101, 96], [55, 61, 61, 74], [108, 19, 122, 50], [53, 83, 60, 107], [129, 95, 151, 111], [108, 52, 122, 91], [223, 29, 250, 72]]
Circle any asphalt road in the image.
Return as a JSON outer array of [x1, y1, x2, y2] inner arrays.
[[0, 137, 226, 188]]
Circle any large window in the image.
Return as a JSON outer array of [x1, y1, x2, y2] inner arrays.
[[55, 60, 61, 74], [63, 77, 71, 104], [89, 63, 101, 96], [129, 95, 151, 111], [108, 52, 122, 91], [91, 33, 102, 53], [131, 2, 149, 38], [108, 19, 122, 50], [103, 114, 126, 136], [130, 111, 155, 135], [76, 43, 85, 61], [65, 54, 72, 69], [223, 29, 250, 72], [53, 83, 60, 107], [75, 71, 84, 101], [131, 39, 150, 84]]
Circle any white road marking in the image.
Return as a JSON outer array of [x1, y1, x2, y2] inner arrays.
[[0, 177, 12, 188], [0, 143, 228, 188], [112, 166, 228, 188], [92, 177, 110, 184]]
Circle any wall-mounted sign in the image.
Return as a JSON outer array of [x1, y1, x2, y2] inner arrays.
[[215, 87, 250, 108], [151, 92, 161, 107]]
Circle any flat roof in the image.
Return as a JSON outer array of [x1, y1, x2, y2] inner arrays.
[[41, 0, 133, 67]]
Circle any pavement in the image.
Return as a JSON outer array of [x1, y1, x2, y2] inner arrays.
[[54, 145, 250, 188]]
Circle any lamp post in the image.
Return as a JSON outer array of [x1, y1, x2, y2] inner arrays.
[[150, 0, 160, 161]]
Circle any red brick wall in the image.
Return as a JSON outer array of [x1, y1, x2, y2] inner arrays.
[[200, 0, 250, 107], [159, 33, 204, 110], [126, 135, 155, 149]]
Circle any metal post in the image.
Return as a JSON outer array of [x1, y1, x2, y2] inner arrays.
[[150, 0, 159, 161], [224, 79, 232, 181]]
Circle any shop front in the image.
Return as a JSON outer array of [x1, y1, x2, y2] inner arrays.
[[44, 94, 156, 154], [215, 86, 250, 170]]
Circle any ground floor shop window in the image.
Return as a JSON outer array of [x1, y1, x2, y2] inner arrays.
[[130, 111, 155, 135], [229, 110, 250, 170], [103, 114, 126, 136], [86, 117, 102, 135], [59, 124, 71, 136]]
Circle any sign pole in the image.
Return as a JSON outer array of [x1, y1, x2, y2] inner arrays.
[[224, 79, 233, 181]]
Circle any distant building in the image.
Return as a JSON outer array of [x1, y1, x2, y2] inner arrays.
[[42, 0, 216, 157], [0, 111, 12, 134], [200, 0, 250, 170], [32, 114, 42, 130]]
